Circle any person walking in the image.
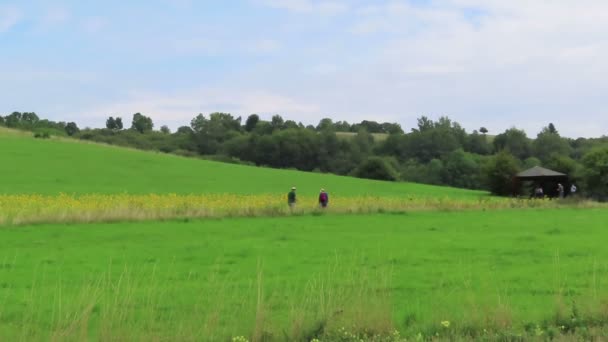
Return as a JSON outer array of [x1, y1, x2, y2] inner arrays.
[[287, 187, 297, 209], [318, 188, 329, 208]]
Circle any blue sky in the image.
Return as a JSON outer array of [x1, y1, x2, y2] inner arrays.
[[1, 0, 607, 137]]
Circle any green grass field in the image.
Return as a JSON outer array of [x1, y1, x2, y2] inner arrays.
[[2, 128, 608, 341], [0, 129, 483, 198], [2, 210, 608, 340]]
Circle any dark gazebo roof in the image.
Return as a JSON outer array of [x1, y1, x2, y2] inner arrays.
[[516, 166, 567, 180]]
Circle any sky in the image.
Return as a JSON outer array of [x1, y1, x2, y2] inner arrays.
[[1, 0, 607, 138]]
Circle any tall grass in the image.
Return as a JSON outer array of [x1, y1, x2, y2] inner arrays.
[[0, 258, 397, 341], [3, 258, 608, 341], [1, 193, 603, 226]]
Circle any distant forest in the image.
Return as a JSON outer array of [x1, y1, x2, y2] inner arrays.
[[2, 111, 608, 199]]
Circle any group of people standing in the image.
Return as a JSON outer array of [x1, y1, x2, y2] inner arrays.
[[533, 183, 577, 199], [287, 187, 329, 209]]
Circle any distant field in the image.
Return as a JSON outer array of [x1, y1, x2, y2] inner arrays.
[[335, 131, 389, 142], [0, 129, 483, 199], [1, 209, 608, 340]]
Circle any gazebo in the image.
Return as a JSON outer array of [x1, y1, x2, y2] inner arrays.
[[514, 166, 569, 198]]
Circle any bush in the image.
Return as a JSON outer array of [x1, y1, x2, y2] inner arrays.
[[353, 157, 399, 181], [483, 150, 520, 196], [33, 131, 51, 139]]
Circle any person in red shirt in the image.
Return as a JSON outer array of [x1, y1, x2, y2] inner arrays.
[[318, 188, 329, 208]]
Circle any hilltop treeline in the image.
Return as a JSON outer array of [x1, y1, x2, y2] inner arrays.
[[2, 111, 608, 198]]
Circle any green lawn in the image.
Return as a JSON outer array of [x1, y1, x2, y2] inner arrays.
[[1, 209, 607, 340], [0, 131, 483, 198]]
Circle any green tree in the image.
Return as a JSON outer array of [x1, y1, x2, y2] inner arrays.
[[441, 149, 481, 189], [131, 113, 154, 133], [115, 117, 124, 130], [5, 112, 22, 127], [106, 116, 117, 130], [466, 130, 492, 155], [21, 112, 40, 126], [65, 122, 80, 136], [533, 126, 572, 162], [404, 116, 465, 162], [580, 148, 608, 200], [483, 150, 520, 196], [545, 155, 579, 178], [245, 114, 260, 132], [316, 118, 334, 132], [523, 157, 542, 169], [333, 121, 351, 132], [270, 115, 284, 131], [160, 125, 171, 134], [493, 128, 531, 160], [191, 113, 242, 155], [381, 122, 404, 134]]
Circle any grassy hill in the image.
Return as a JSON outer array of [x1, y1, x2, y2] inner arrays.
[[0, 127, 485, 198]]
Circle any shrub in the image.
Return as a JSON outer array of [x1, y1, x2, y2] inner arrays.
[[33, 131, 51, 139], [483, 150, 520, 196], [353, 157, 399, 181]]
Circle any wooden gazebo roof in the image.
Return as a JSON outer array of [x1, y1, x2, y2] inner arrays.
[[516, 166, 567, 180]]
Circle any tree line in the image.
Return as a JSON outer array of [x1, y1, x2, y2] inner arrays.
[[2, 111, 608, 199]]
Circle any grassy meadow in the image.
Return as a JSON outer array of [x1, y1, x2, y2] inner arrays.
[[2, 129, 608, 341], [2, 210, 608, 341], [0, 130, 481, 198]]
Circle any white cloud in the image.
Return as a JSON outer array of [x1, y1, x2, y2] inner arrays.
[[0, 6, 21, 33], [254, 0, 348, 15], [85, 88, 321, 128], [40, 7, 70, 28], [81, 17, 107, 34], [326, 0, 608, 137], [171, 37, 281, 56]]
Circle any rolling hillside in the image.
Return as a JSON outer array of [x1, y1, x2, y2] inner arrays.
[[0, 127, 486, 198]]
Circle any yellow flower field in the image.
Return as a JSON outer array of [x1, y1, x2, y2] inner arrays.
[[0, 193, 601, 226]]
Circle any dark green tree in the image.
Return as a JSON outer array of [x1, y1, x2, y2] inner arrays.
[[245, 114, 260, 132], [522, 157, 542, 169], [5, 112, 22, 127], [533, 126, 572, 162], [270, 115, 284, 131], [580, 148, 608, 200], [483, 150, 520, 196], [160, 125, 171, 134], [131, 113, 154, 133], [21, 112, 39, 125], [106, 117, 117, 130], [316, 118, 334, 131], [441, 149, 481, 189], [466, 130, 492, 155], [65, 122, 80, 136], [381, 122, 404, 134], [493, 128, 531, 160]]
